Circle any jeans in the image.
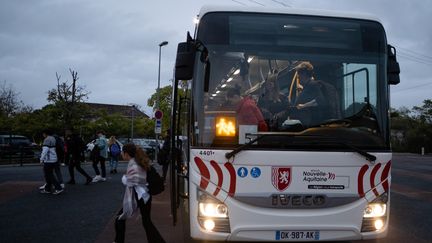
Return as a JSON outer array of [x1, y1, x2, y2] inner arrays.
[[114, 193, 165, 243], [43, 163, 62, 191], [92, 156, 106, 178], [109, 156, 119, 171]]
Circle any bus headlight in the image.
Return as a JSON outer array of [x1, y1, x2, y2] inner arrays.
[[363, 203, 386, 218], [203, 219, 216, 231], [199, 203, 228, 218], [197, 190, 231, 233], [374, 219, 384, 230], [361, 193, 388, 232]]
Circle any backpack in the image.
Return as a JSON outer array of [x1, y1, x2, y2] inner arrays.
[[147, 166, 164, 195], [110, 143, 121, 157]]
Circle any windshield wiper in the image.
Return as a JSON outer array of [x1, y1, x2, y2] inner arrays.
[[225, 133, 377, 163], [225, 134, 265, 159], [309, 139, 377, 163], [225, 133, 318, 160], [342, 142, 377, 162]]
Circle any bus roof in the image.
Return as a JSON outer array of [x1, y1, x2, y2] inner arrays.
[[198, 5, 382, 24]]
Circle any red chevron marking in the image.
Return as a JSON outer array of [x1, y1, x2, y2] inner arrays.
[[224, 162, 236, 197], [370, 163, 382, 197], [358, 164, 369, 197], [210, 160, 223, 196], [194, 157, 210, 190]]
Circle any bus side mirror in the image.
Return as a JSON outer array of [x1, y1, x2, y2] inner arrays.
[[175, 41, 196, 81], [387, 45, 400, 85]]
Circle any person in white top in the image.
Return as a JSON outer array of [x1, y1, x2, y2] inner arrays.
[[114, 143, 165, 243], [39, 129, 63, 195]]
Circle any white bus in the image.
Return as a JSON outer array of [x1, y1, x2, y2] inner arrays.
[[169, 5, 400, 242]]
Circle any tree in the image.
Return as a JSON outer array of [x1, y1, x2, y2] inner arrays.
[[47, 69, 90, 133], [147, 85, 173, 135], [0, 81, 33, 134], [411, 99, 432, 153], [390, 100, 432, 153], [0, 81, 26, 118], [147, 84, 188, 136], [412, 99, 432, 124]]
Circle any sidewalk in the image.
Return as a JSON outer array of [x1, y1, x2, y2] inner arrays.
[[95, 167, 185, 243]]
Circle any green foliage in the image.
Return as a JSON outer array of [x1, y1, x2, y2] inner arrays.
[[147, 84, 188, 136], [390, 99, 432, 154], [46, 70, 90, 133], [412, 99, 432, 124], [147, 85, 173, 134]]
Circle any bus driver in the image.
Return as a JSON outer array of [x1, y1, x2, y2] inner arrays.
[[284, 61, 326, 127]]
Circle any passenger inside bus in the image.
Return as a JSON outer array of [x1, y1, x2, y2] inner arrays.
[[257, 69, 288, 130], [225, 87, 268, 132]]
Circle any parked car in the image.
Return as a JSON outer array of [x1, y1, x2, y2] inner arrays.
[[131, 138, 156, 159], [0, 135, 37, 160]]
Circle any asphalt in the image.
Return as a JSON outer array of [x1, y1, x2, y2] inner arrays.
[[0, 161, 185, 243]]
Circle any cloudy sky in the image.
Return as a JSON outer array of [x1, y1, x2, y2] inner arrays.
[[1, 0, 431, 115]]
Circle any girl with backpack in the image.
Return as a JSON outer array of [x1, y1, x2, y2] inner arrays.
[[108, 136, 121, 174], [114, 143, 166, 243]]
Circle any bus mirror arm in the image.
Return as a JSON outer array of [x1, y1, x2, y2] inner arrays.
[[196, 40, 211, 92], [204, 61, 210, 92]]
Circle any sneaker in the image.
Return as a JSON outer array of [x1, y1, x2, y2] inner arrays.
[[100, 177, 106, 182], [39, 183, 47, 190], [52, 189, 64, 195], [40, 189, 51, 194], [60, 183, 65, 189], [92, 175, 102, 183]]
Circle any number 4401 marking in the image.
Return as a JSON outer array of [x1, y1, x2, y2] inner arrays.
[[199, 150, 215, 156]]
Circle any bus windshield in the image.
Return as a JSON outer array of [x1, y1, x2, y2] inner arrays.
[[192, 12, 389, 150]]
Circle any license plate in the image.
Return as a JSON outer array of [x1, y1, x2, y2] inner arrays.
[[275, 230, 320, 241]]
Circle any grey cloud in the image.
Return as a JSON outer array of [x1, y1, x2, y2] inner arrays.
[[0, 0, 430, 111]]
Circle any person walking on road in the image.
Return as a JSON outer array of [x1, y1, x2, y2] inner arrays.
[[39, 134, 65, 191], [108, 136, 121, 174], [114, 143, 166, 243], [39, 129, 63, 195], [66, 131, 92, 185], [92, 131, 108, 182]]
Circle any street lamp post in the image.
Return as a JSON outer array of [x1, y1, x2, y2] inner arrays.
[[156, 41, 168, 162], [130, 105, 135, 142], [156, 41, 168, 110]]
